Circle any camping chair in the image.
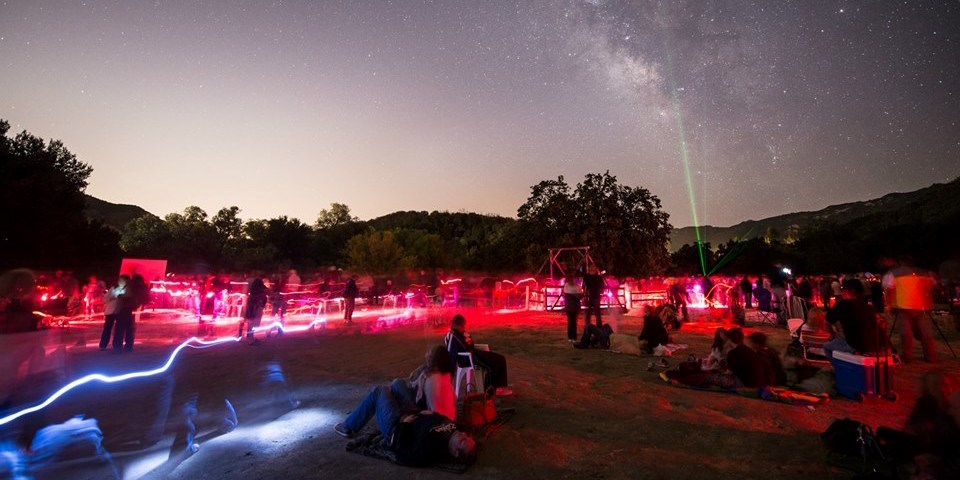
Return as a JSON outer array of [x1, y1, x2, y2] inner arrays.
[[756, 295, 785, 326], [790, 319, 832, 363], [746, 287, 780, 326], [321, 291, 343, 314], [787, 297, 810, 320]]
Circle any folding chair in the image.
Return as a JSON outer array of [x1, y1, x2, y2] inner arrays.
[[758, 295, 787, 325], [797, 324, 832, 362], [454, 351, 485, 398]]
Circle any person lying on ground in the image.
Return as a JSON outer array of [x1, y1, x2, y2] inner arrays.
[[334, 384, 477, 468], [444, 314, 511, 396]]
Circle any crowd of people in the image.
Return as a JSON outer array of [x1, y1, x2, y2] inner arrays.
[[2, 257, 958, 476]]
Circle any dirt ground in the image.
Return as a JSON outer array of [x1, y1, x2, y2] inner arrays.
[[4, 306, 958, 479]]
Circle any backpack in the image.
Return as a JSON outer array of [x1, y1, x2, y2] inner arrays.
[[461, 392, 497, 428], [821, 418, 890, 462], [599, 324, 614, 349], [822, 418, 868, 457]]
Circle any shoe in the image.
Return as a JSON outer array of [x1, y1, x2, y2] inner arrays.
[[495, 387, 513, 397], [658, 358, 670, 368], [334, 423, 353, 438], [573, 342, 587, 349], [568, 339, 576, 344], [249, 339, 262, 346]]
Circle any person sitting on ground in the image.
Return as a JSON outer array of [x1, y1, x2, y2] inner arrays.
[[574, 322, 613, 349], [658, 304, 681, 330], [444, 314, 511, 396], [747, 332, 787, 386], [402, 345, 456, 421], [333, 384, 477, 468], [723, 327, 771, 388], [904, 372, 960, 477], [877, 372, 960, 479], [704, 328, 734, 371], [638, 305, 670, 354], [823, 279, 886, 361]]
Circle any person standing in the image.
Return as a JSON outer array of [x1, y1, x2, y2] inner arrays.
[[268, 273, 286, 323], [82, 276, 104, 319], [286, 269, 301, 292], [344, 275, 359, 325], [113, 274, 146, 352], [702, 275, 715, 306], [582, 266, 604, 328], [242, 274, 268, 344], [562, 276, 583, 343], [886, 261, 939, 363], [740, 276, 753, 309], [99, 278, 122, 350], [819, 276, 834, 308]]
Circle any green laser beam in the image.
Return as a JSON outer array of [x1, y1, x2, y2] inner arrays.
[[665, 55, 706, 276], [706, 226, 759, 275]]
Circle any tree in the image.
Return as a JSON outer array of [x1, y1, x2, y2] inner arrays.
[[345, 230, 413, 275], [162, 207, 221, 268], [120, 215, 172, 259], [212, 206, 243, 265], [316, 203, 356, 229], [670, 242, 716, 275], [0, 119, 119, 270], [517, 172, 672, 277], [212, 206, 243, 241], [393, 229, 459, 269]]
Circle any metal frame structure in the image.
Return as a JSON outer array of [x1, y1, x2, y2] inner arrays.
[[537, 246, 598, 280]]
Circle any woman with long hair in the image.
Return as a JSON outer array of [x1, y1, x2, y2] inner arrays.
[[394, 345, 456, 421]]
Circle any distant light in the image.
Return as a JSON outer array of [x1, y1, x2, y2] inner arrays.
[[782, 267, 792, 275]]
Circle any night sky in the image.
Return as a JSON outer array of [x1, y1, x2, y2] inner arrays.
[[1, 0, 958, 228]]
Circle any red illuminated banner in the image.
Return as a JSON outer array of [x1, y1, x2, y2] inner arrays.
[[119, 258, 168, 283]]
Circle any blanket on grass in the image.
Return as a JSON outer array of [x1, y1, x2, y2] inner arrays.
[[608, 333, 688, 357], [658, 370, 830, 406]]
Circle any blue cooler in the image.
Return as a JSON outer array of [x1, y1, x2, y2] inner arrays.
[[831, 351, 894, 399]]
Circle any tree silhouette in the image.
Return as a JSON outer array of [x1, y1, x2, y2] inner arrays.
[[517, 172, 672, 277], [0, 119, 118, 270]]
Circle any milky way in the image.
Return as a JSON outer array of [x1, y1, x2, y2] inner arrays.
[[1, 0, 957, 227]]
